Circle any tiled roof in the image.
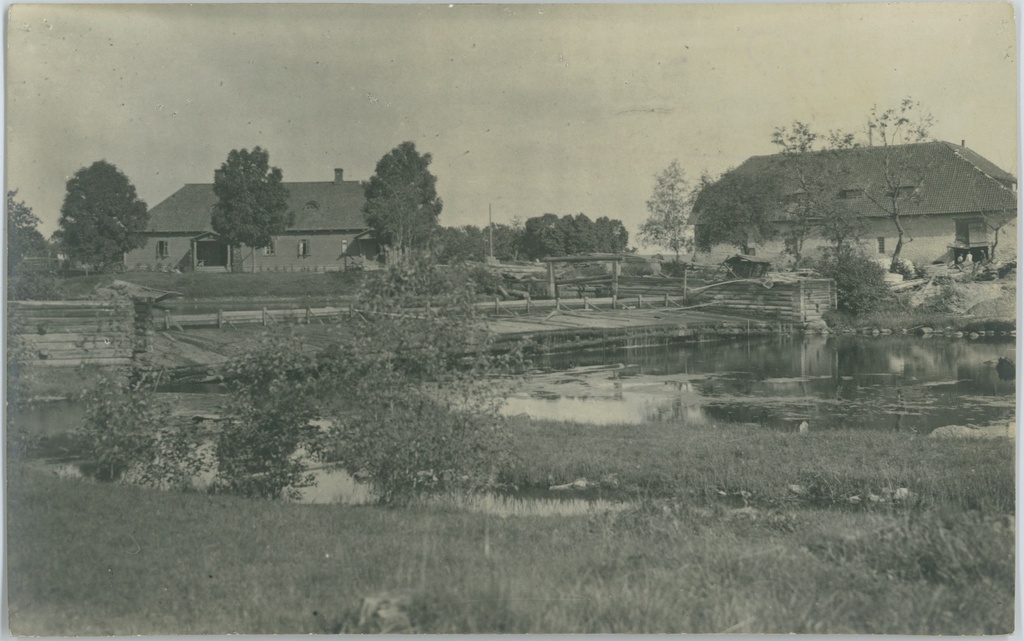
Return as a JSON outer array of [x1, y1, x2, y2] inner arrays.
[[146, 180, 368, 233], [731, 141, 1017, 220]]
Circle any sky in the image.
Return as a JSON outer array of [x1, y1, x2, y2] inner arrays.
[[5, 2, 1019, 248]]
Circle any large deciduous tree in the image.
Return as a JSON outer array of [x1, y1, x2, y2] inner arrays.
[[692, 167, 786, 255], [519, 213, 628, 260], [211, 147, 292, 273], [639, 160, 692, 262], [7, 190, 47, 274], [362, 142, 442, 257], [56, 160, 149, 272]]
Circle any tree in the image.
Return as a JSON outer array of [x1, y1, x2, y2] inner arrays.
[[7, 190, 47, 274], [55, 161, 149, 271], [211, 147, 292, 273], [770, 121, 865, 264], [692, 167, 786, 254], [363, 142, 443, 257], [519, 213, 629, 260], [639, 160, 692, 261], [858, 98, 934, 271]]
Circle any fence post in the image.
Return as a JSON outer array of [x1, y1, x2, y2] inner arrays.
[[165, 310, 171, 330], [262, 307, 268, 326], [217, 309, 223, 329], [525, 292, 531, 313], [664, 293, 669, 307], [612, 294, 618, 310], [583, 296, 588, 310], [306, 307, 312, 324], [495, 297, 500, 315], [638, 294, 643, 309]]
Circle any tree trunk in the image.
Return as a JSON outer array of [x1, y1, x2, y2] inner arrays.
[[251, 248, 256, 273], [888, 215, 906, 273]]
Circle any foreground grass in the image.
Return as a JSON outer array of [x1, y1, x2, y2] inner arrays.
[[507, 419, 1015, 512], [46, 270, 366, 300], [7, 421, 1014, 635]]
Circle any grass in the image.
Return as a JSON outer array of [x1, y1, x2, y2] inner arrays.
[[41, 270, 367, 300], [6, 419, 1015, 635], [505, 419, 1015, 512]]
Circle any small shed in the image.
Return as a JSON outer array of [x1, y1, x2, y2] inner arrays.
[[724, 255, 771, 279]]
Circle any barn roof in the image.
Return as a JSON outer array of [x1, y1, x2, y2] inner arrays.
[[145, 179, 369, 233], [726, 141, 1017, 221]]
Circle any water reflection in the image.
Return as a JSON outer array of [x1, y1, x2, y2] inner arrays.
[[513, 336, 1016, 433]]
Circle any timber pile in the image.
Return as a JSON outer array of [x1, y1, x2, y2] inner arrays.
[[9, 299, 136, 366], [693, 278, 835, 324]]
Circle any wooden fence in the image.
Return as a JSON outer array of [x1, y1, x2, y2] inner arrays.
[[8, 299, 136, 366]]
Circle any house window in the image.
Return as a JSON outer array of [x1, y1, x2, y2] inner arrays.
[[298, 239, 311, 257], [839, 189, 864, 200], [877, 237, 886, 254], [743, 247, 756, 257], [341, 239, 349, 255], [264, 240, 276, 256], [156, 240, 169, 259]]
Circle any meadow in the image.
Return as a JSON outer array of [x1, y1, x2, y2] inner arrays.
[[6, 419, 1014, 635]]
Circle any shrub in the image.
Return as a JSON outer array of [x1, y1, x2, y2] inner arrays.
[[8, 270, 66, 300], [809, 250, 893, 315], [213, 329, 327, 500], [323, 253, 524, 505], [661, 261, 689, 278], [464, 264, 505, 296], [78, 371, 209, 488]]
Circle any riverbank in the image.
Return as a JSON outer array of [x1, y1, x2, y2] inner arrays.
[[7, 418, 1013, 635]]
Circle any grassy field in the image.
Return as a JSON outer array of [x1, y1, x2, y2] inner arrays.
[[6, 420, 1014, 635], [43, 270, 367, 300]]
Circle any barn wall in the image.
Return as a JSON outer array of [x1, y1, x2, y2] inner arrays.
[[695, 212, 1016, 269]]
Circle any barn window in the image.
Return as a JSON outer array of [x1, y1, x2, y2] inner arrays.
[[264, 240, 276, 256], [298, 239, 311, 257], [877, 237, 886, 254], [156, 240, 169, 259], [839, 188, 864, 200]]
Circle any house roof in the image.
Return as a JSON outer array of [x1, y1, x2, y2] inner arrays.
[[726, 141, 1017, 221], [145, 179, 369, 233]]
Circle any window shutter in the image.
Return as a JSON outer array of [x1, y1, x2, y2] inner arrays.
[[298, 241, 303, 257], [306, 240, 311, 256], [156, 241, 160, 259]]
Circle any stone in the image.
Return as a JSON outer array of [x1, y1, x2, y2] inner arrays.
[[358, 592, 413, 633]]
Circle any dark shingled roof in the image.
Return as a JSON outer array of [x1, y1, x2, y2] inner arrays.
[[146, 180, 369, 233], [730, 141, 1017, 221]]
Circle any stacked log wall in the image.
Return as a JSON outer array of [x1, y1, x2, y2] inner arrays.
[[704, 279, 835, 324], [9, 299, 136, 366]]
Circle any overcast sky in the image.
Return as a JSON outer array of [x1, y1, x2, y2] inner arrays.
[[6, 3, 1019, 246]]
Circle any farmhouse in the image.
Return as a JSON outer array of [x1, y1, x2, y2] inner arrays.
[[696, 141, 1017, 267], [125, 168, 378, 272]]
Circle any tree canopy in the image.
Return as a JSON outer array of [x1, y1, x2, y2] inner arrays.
[[519, 213, 628, 260], [692, 167, 785, 254], [211, 147, 292, 270], [56, 160, 149, 271], [7, 190, 47, 274], [362, 142, 442, 255], [639, 160, 692, 261]]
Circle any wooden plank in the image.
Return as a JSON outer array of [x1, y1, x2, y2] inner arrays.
[[28, 354, 134, 364], [8, 300, 130, 309]]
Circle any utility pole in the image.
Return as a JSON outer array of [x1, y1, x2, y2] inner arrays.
[[488, 203, 494, 261]]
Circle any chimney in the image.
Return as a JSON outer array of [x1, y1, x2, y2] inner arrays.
[[214, 168, 225, 182], [961, 140, 965, 148], [334, 168, 344, 184]]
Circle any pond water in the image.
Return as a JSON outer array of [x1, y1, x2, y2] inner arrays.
[[10, 334, 1016, 508], [508, 335, 1016, 434]]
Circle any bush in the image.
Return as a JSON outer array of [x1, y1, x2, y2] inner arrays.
[[809, 250, 893, 315], [323, 254, 524, 505], [213, 329, 327, 500], [78, 371, 209, 488], [8, 270, 66, 300]]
